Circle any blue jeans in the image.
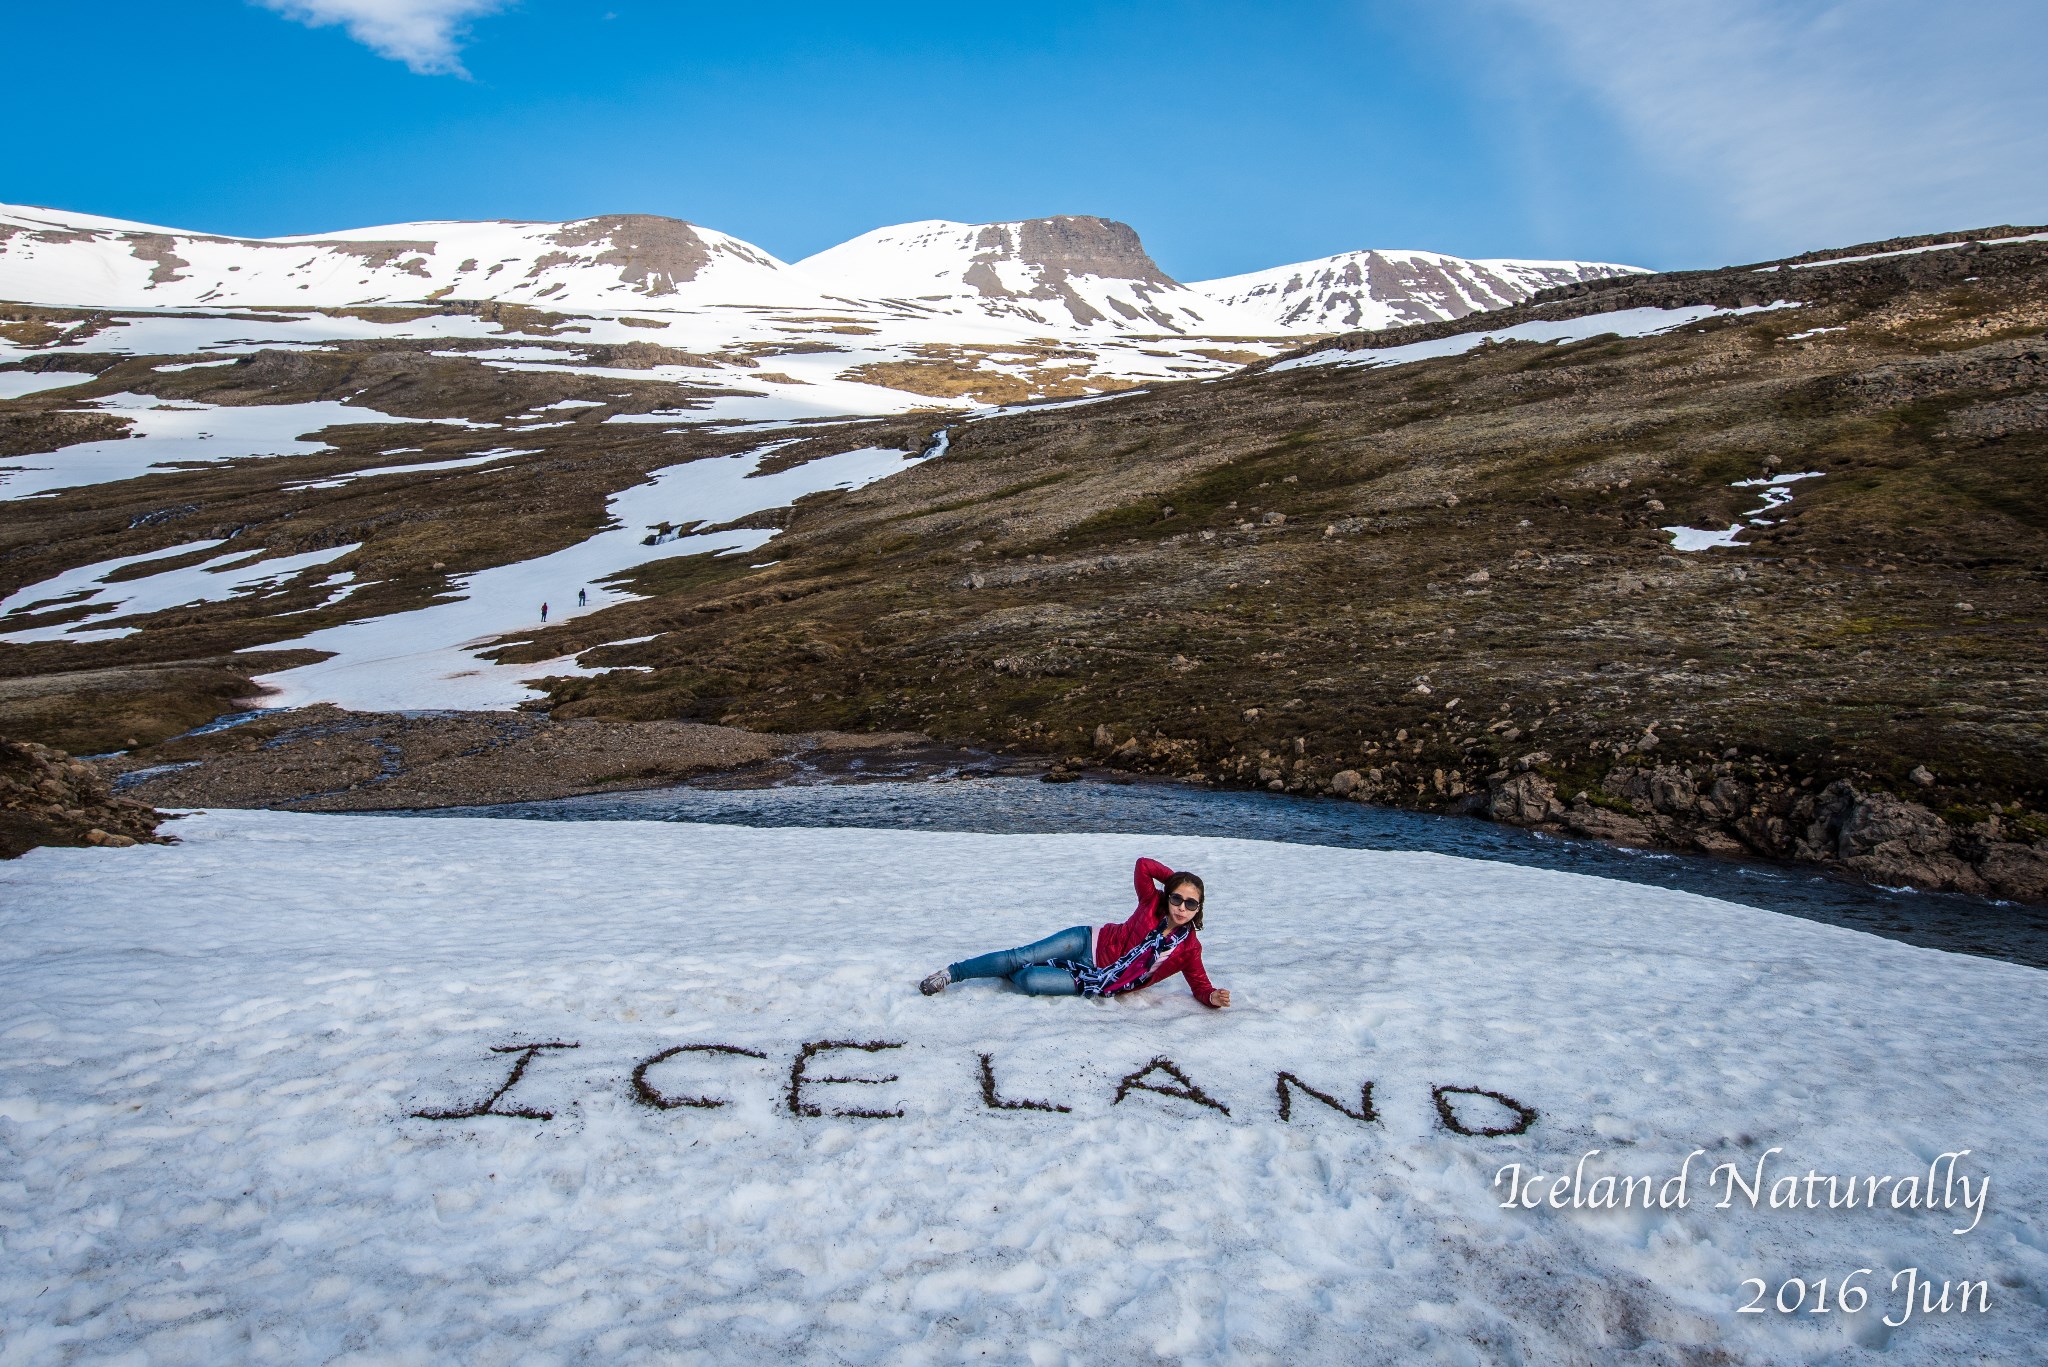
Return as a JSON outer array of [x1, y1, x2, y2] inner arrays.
[[949, 925, 1091, 996]]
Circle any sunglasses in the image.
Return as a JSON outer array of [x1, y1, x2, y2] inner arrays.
[[1167, 893, 1203, 910]]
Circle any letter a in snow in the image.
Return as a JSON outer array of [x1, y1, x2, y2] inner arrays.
[[1113, 1057, 1230, 1116]]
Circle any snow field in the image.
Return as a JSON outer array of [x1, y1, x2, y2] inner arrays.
[[0, 392, 463, 501], [251, 439, 933, 711], [0, 539, 359, 644], [2, 813, 2043, 1364], [0, 369, 98, 401]]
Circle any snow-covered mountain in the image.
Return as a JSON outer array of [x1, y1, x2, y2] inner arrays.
[[0, 202, 1651, 405], [0, 204, 1267, 333], [0, 204, 819, 312], [0, 202, 1643, 338], [1192, 249, 1646, 332], [796, 216, 1274, 335]]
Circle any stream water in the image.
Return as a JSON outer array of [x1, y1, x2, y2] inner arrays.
[[418, 769, 2048, 972]]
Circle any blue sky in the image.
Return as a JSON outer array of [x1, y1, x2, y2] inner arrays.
[[5, 1, 2044, 279]]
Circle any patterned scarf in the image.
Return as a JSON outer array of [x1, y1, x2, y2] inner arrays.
[[1058, 926, 1188, 998]]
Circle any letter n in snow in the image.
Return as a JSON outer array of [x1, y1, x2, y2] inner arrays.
[[1275, 1072, 1378, 1124]]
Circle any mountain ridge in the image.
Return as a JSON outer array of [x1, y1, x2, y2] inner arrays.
[[1192, 248, 1646, 332], [0, 201, 1639, 336]]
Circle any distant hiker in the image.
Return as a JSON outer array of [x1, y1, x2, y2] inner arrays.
[[540, 601, 549, 622], [578, 587, 587, 607], [920, 856, 1230, 1007]]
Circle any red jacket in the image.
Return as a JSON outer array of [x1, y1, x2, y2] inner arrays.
[[1094, 856, 1220, 1006]]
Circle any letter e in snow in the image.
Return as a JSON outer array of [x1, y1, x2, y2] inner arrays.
[[787, 1040, 907, 1119]]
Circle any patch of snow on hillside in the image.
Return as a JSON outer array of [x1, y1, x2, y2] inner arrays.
[[0, 393, 472, 500], [1271, 302, 1800, 375], [251, 440, 933, 710], [1, 814, 2042, 1364], [0, 369, 99, 400], [1663, 472, 1825, 552], [965, 392, 1140, 422], [0, 539, 358, 643], [285, 447, 541, 491], [1761, 231, 2048, 271]]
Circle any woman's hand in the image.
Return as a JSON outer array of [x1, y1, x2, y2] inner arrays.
[[1208, 988, 1232, 1008]]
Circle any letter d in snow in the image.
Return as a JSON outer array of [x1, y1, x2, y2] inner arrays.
[[1661, 1149, 1704, 1209]]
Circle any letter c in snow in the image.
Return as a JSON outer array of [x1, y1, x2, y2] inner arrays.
[[632, 1043, 770, 1111]]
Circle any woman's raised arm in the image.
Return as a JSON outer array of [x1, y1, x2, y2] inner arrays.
[[1133, 855, 1174, 903]]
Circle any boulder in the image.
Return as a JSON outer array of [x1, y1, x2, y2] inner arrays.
[[1603, 764, 1701, 817], [1699, 775, 1753, 821], [1977, 843, 2048, 902], [1691, 829, 1746, 856], [1804, 780, 1987, 895], [1329, 769, 1364, 797], [1486, 772, 1563, 825], [1834, 785, 1951, 860], [1562, 798, 1654, 845]]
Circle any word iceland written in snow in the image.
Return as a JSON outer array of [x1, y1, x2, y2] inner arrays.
[[406, 1039, 1539, 1136]]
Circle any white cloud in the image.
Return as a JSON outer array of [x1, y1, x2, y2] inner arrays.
[[1492, 0, 2048, 256], [259, 0, 510, 76]]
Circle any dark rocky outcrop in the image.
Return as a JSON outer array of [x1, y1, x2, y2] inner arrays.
[[1459, 766, 2048, 902], [0, 739, 170, 859]]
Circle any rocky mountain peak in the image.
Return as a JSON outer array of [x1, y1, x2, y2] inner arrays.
[[967, 216, 1175, 289], [544, 215, 717, 296]]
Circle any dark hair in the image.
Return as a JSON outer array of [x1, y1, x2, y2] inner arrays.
[[1157, 871, 1205, 934]]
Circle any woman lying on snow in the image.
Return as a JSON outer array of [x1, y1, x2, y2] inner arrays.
[[919, 857, 1232, 1007]]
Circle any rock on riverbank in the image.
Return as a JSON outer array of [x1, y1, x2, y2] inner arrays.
[[0, 738, 169, 858]]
